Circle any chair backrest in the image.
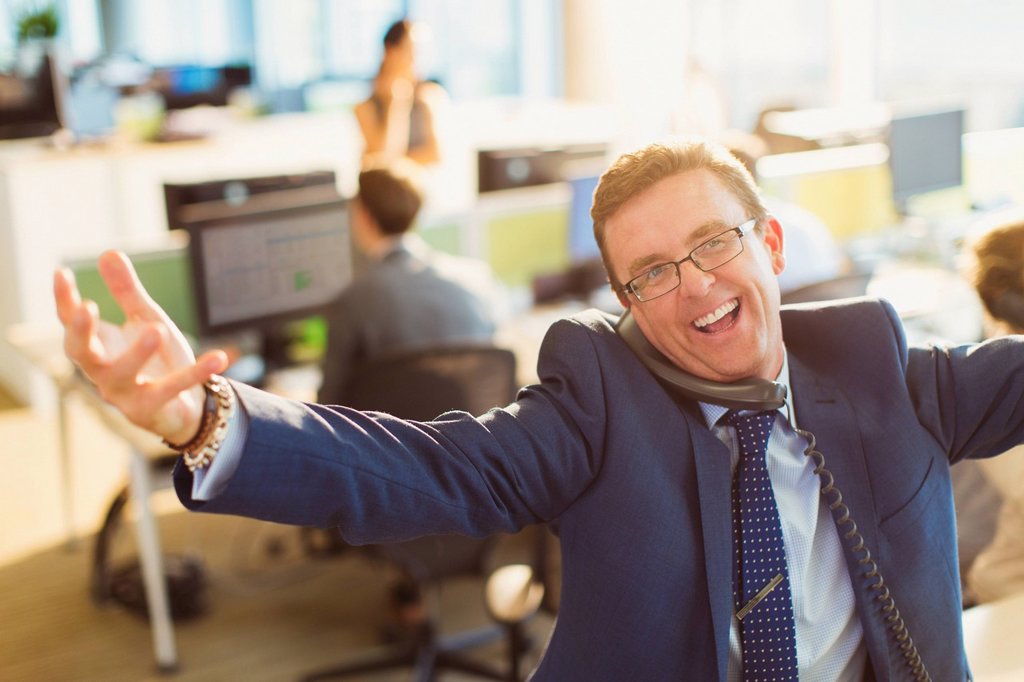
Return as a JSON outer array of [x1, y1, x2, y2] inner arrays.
[[342, 344, 519, 582], [343, 345, 518, 420], [780, 272, 872, 305]]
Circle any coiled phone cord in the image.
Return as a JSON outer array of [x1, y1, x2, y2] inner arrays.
[[795, 427, 932, 682]]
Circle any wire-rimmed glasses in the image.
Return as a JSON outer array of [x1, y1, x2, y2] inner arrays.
[[623, 218, 756, 302]]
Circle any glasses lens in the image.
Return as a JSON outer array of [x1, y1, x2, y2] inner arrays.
[[630, 263, 679, 301], [693, 230, 743, 271]]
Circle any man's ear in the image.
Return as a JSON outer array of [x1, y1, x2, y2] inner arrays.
[[762, 215, 786, 276]]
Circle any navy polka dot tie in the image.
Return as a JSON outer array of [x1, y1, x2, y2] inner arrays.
[[725, 410, 799, 681]]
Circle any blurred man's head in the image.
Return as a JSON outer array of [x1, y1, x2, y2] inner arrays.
[[352, 159, 424, 254], [968, 210, 1024, 336], [593, 138, 786, 383]]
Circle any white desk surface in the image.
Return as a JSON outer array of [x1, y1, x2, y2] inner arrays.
[[963, 591, 1024, 680]]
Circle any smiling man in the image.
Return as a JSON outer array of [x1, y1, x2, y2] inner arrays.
[[55, 138, 1024, 681], [600, 155, 784, 384]]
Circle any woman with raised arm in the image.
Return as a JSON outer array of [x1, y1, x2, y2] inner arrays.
[[354, 19, 447, 167]]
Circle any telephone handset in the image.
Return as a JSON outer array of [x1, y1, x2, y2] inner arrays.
[[614, 309, 932, 681], [613, 310, 786, 410]]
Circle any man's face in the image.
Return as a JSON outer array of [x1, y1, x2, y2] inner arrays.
[[605, 169, 786, 382]]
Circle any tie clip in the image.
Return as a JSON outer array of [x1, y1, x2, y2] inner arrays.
[[736, 573, 784, 621]]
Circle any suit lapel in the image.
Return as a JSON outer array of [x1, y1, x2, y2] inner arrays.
[[788, 354, 890, 679], [689, 417, 734, 682]]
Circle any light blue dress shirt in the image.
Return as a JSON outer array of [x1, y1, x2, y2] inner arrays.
[[701, 352, 867, 682]]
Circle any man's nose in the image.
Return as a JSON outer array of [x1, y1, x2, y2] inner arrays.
[[676, 262, 715, 297]]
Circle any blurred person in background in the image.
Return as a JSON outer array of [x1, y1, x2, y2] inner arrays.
[[963, 210, 1024, 603], [354, 18, 448, 167], [319, 158, 505, 404], [318, 157, 506, 637]]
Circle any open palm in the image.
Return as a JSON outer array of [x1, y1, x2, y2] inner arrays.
[[54, 251, 228, 444]]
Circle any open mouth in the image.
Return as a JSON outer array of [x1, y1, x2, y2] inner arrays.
[[693, 298, 739, 334]]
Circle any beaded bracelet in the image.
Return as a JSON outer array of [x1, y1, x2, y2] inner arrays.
[[163, 375, 236, 472]]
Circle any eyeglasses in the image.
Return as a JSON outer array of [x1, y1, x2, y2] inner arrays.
[[623, 219, 756, 302]]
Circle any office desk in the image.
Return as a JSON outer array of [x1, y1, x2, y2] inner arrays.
[[8, 323, 182, 672], [963, 592, 1024, 680]]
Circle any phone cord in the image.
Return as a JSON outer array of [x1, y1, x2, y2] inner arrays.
[[795, 427, 932, 682]]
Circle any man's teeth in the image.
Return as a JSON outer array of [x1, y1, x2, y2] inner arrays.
[[694, 300, 738, 328]]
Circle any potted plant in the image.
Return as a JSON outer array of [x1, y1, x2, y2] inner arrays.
[[15, 3, 59, 43]]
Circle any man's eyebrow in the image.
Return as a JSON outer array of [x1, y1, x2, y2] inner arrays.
[[688, 219, 733, 244], [625, 219, 734, 275]]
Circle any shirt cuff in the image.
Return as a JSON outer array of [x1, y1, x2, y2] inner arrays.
[[191, 398, 249, 501]]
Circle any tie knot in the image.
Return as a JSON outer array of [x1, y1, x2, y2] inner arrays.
[[723, 410, 776, 462], [722, 409, 776, 431]]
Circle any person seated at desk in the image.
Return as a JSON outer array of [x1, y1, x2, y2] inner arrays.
[[54, 138, 1024, 681], [319, 158, 505, 403], [963, 210, 1024, 604], [354, 18, 448, 167]]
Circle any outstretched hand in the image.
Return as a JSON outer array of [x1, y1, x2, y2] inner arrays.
[[53, 250, 229, 445]]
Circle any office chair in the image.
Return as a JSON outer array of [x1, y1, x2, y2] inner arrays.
[[302, 344, 545, 682], [780, 272, 873, 305]]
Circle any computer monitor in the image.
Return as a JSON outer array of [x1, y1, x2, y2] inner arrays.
[[183, 197, 353, 357], [152, 63, 252, 110], [0, 48, 65, 140], [888, 107, 965, 214], [567, 174, 602, 262], [164, 171, 338, 231], [477, 142, 607, 193]]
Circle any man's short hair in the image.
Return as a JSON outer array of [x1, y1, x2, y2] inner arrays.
[[357, 160, 424, 237], [967, 210, 1024, 331], [591, 138, 769, 290]]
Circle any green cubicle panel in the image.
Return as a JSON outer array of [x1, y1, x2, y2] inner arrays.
[[486, 207, 570, 288], [67, 247, 200, 342], [418, 221, 463, 256]]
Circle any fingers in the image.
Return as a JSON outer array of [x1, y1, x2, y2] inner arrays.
[[63, 298, 102, 369], [98, 250, 166, 323], [53, 267, 81, 327], [147, 350, 230, 407]]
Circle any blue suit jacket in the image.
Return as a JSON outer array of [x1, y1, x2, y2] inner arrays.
[[176, 298, 1024, 681]]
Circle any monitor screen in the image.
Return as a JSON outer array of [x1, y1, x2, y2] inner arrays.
[[184, 197, 353, 337], [568, 174, 601, 262], [888, 107, 965, 211], [153, 63, 252, 110]]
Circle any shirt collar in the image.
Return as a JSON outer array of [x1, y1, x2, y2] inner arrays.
[[699, 349, 795, 429]]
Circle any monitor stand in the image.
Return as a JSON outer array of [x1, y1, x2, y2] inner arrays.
[[259, 326, 296, 377]]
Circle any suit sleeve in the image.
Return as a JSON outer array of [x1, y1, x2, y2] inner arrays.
[[175, 317, 614, 544], [905, 327, 1024, 463]]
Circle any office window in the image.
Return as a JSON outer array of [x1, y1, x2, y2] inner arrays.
[[322, 0, 405, 79], [690, 0, 830, 130], [877, 0, 1024, 131], [320, 0, 555, 100], [101, 0, 251, 67], [23, 0, 558, 106], [409, 0, 519, 98], [252, 0, 323, 89]]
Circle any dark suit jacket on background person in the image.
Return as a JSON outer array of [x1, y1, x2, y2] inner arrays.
[[318, 234, 503, 404], [176, 297, 1024, 681]]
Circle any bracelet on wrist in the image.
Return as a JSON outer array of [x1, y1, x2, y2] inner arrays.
[[163, 375, 236, 472]]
